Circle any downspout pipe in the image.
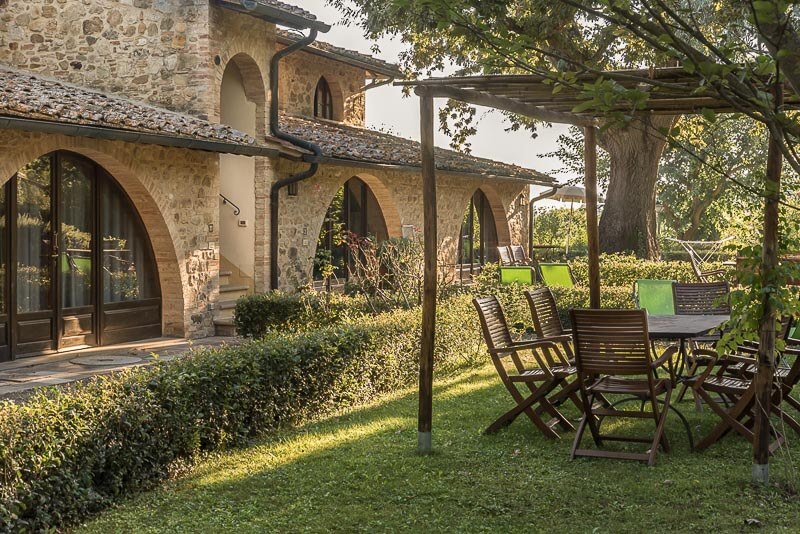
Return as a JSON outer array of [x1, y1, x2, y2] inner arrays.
[[269, 28, 321, 290]]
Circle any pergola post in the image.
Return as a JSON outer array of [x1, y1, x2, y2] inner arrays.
[[417, 88, 437, 454], [584, 126, 601, 308], [753, 121, 783, 484]]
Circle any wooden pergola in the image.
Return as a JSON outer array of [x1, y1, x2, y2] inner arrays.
[[399, 68, 798, 480]]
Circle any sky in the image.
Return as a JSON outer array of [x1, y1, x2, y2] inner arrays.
[[298, 0, 573, 198]]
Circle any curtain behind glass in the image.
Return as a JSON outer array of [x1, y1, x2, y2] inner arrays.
[[102, 176, 158, 303]]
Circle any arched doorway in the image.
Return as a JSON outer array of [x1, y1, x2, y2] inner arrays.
[[458, 189, 500, 273], [314, 177, 389, 287], [0, 151, 161, 359]]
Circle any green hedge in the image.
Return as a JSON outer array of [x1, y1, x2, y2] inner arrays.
[[234, 291, 377, 338], [0, 296, 483, 532], [569, 253, 725, 287]]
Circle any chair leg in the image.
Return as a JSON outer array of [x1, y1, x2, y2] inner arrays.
[[487, 381, 560, 438], [694, 389, 754, 451], [648, 387, 672, 466]]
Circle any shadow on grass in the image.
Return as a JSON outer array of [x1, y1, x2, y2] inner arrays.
[[79, 365, 800, 534]]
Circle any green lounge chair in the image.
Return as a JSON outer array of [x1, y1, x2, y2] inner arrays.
[[538, 263, 575, 288], [634, 279, 676, 315]]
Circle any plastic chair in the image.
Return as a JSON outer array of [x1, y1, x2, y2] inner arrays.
[[634, 279, 676, 316], [538, 263, 575, 288]]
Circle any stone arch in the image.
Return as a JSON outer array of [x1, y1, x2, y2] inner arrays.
[[476, 184, 512, 246], [0, 137, 186, 337], [215, 52, 267, 137]]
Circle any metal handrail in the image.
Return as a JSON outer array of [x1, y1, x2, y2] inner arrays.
[[219, 193, 241, 216]]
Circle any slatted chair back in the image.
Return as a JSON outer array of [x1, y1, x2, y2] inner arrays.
[[673, 281, 730, 315], [524, 288, 566, 338], [511, 245, 529, 265], [570, 308, 653, 376], [539, 263, 575, 288], [473, 296, 514, 354], [497, 246, 515, 266]]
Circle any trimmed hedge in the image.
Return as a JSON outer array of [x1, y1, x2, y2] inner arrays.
[[569, 253, 726, 287], [233, 291, 387, 338], [0, 295, 483, 532]]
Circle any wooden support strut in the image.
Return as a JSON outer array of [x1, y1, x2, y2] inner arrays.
[[584, 126, 601, 309], [753, 99, 783, 484], [417, 88, 437, 454]]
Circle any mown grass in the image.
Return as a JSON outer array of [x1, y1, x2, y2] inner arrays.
[[78, 364, 800, 533]]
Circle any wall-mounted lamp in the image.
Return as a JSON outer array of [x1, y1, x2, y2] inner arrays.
[[208, 223, 214, 233]]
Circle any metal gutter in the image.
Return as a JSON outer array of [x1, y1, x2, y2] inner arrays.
[[216, 0, 330, 32], [0, 115, 281, 157], [269, 28, 322, 290]]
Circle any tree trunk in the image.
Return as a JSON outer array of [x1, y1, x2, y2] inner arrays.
[[598, 115, 676, 259]]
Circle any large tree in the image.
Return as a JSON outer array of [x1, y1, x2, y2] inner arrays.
[[334, 0, 676, 258]]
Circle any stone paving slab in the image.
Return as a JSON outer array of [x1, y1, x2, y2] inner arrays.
[[0, 337, 240, 399]]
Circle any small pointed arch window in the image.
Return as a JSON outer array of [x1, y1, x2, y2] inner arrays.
[[314, 77, 334, 120]]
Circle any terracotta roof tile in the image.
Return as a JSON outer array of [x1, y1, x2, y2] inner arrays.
[[281, 114, 554, 183], [256, 0, 319, 22], [0, 67, 259, 147], [277, 29, 402, 77]]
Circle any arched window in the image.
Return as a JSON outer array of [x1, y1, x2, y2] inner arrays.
[[314, 177, 389, 287], [314, 77, 334, 120], [458, 189, 499, 270]]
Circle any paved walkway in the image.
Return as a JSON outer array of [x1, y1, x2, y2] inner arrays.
[[0, 337, 240, 399]]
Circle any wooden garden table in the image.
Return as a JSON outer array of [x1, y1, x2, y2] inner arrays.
[[647, 314, 729, 378]]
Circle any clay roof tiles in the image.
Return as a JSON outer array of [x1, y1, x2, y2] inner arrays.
[[281, 113, 554, 184], [0, 67, 262, 148]]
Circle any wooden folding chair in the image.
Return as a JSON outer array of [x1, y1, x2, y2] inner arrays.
[[473, 296, 580, 438], [510, 245, 530, 265], [497, 246, 515, 266], [673, 281, 730, 402], [570, 308, 678, 466], [688, 345, 800, 452], [524, 287, 574, 363]]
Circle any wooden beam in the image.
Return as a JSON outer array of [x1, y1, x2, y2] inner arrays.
[[418, 89, 437, 454], [584, 126, 601, 308], [753, 117, 783, 485], [420, 85, 596, 127]]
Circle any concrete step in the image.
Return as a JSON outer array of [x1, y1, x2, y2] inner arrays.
[[219, 284, 250, 301], [220, 270, 233, 286], [213, 300, 237, 320], [214, 318, 237, 337]]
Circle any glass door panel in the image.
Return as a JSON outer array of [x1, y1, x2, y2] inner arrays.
[[14, 157, 55, 354], [16, 158, 52, 313], [0, 185, 7, 360], [59, 154, 95, 348]]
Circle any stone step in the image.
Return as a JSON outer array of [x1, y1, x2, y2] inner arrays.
[[220, 270, 233, 286], [219, 284, 250, 301], [213, 300, 237, 320], [214, 318, 237, 337]]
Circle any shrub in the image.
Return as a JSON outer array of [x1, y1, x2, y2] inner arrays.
[[234, 291, 375, 338], [569, 253, 726, 287], [0, 295, 483, 532]]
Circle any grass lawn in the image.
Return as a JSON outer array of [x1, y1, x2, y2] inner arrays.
[[78, 364, 800, 533]]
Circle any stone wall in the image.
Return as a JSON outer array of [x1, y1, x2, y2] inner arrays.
[[0, 131, 221, 338], [0, 0, 214, 117], [274, 160, 529, 288], [277, 46, 367, 126]]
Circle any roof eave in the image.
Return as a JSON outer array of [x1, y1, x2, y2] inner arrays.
[[216, 0, 331, 32], [275, 36, 401, 78], [0, 115, 281, 157], [309, 155, 553, 186]]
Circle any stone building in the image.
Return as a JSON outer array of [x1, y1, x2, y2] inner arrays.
[[0, 0, 553, 359]]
